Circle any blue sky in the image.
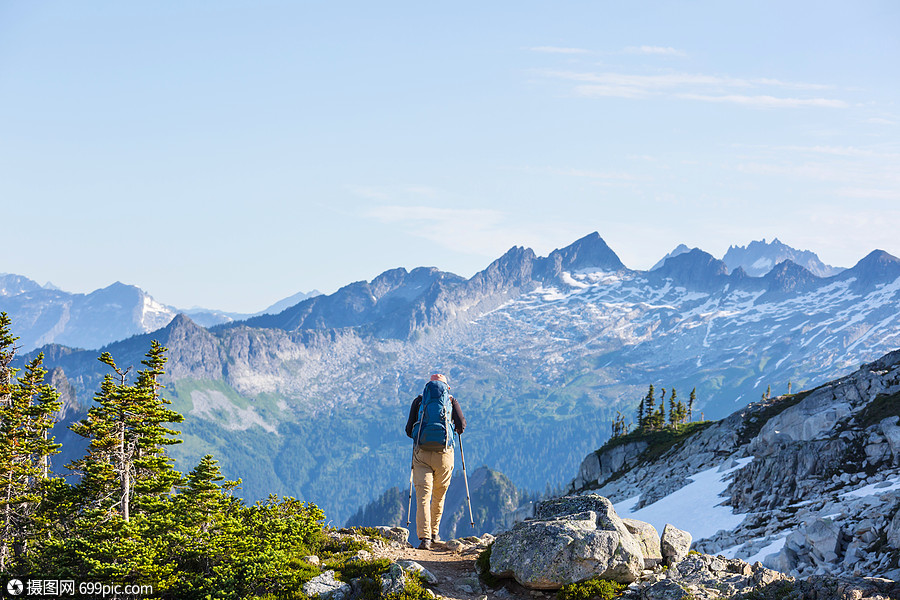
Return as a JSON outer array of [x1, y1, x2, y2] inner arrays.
[[1, 1, 898, 312]]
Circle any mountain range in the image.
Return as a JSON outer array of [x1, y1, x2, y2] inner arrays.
[[651, 239, 845, 278], [0, 273, 320, 351], [9, 233, 900, 526]]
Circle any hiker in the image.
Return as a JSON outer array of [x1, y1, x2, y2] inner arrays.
[[406, 373, 466, 550]]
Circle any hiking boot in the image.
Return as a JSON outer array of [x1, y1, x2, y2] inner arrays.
[[431, 534, 441, 543], [417, 538, 432, 550]]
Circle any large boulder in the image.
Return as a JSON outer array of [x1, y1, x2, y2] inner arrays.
[[489, 495, 644, 588], [661, 524, 692, 566], [623, 518, 662, 568]]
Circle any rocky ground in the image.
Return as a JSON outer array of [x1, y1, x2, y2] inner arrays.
[[311, 525, 899, 600]]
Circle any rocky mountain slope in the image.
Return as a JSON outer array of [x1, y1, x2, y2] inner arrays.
[[17, 232, 900, 526], [570, 348, 900, 580]]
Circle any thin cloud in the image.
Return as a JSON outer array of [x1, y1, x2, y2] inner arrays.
[[624, 45, 687, 57], [678, 93, 848, 109], [775, 145, 900, 159], [346, 185, 391, 200], [529, 46, 588, 54], [751, 77, 833, 91], [836, 188, 899, 200], [366, 205, 512, 257], [538, 68, 845, 109], [364, 205, 589, 261], [548, 167, 636, 181]]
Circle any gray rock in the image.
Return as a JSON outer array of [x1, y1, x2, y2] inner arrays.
[[865, 438, 892, 465], [397, 560, 438, 584], [660, 524, 692, 565], [766, 542, 799, 574], [574, 441, 650, 490], [302, 570, 351, 600], [668, 555, 714, 587], [511, 500, 536, 523], [380, 563, 407, 596], [640, 579, 692, 600], [346, 549, 371, 563], [535, 494, 645, 565], [751, 566, 789, 586], [888, 509, 900, 549], [622, 518, 662, 568], [372, 526, 412, 546], [490, 497, 644, 588], [881, 417, 900, 465], [805, 518, 841, 561], [304, 555, 321, 566]]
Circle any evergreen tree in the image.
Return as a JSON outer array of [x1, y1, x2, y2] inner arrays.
[[129, 341, 183, 516], [689, 387, 697, 422], [671, 389, 686, 428], [656, 392, 666, 429], [643, 385, 656, 430], [0, 314, 62, 572], [668, 388, 677, 427], [69, 342, 183, 522], [636, 397, 645, 431]]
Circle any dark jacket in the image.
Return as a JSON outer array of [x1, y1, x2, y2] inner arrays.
[[405, 394, 466, 439]]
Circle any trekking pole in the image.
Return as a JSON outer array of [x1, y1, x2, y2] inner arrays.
[[408, 410, 426, 528], [457, 432, 475, 528], [406, 463, 414, 527], [406, 443, 415, 527]]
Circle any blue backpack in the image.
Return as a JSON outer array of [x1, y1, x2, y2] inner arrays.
[[412, 380, 454, 449]]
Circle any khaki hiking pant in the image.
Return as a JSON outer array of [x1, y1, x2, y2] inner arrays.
[[412, 446, 454, 541]]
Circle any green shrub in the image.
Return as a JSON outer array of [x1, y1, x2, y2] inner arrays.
[[383, 575, 434, 600], [335, 557, 392, 581], [857, 391, 900, 428], [557, 578, 626, 600], [320, 533, 373, 560], [352, 526, 393, 541], [475, 542, 502, 587]]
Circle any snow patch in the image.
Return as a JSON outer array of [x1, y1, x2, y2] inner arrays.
[[614, 458, 752, 540], [751, 257, 774, 271], [843, 474, 900, 498], [190, 390, 278, 434]]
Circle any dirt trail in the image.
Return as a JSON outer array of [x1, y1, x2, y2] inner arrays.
[[373, 541, 551, 600]]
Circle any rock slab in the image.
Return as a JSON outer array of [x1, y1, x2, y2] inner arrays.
[[623, 518, 662, 568], [490, 494, 644, 588], [661, 524, 692, 565], [302, 570, 351, 600]]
